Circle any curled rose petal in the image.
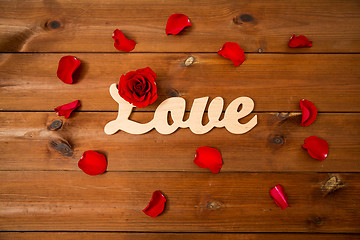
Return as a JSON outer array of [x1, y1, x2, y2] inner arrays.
[[54, 100, 80, 118], [289, 34, 312, 48], [57, 56, 81, 84], [143, 190, 166, 217], [270, 184, 289, 210], [165, 13, 191, 35], [217, 42, 246, 66], [78, 150, 107, 175], [112, 29, 136, 52], [194, 146, 223, 173], [118, 67, 157, 108], [300, 99, 317, 127], [303, 136, 329, 161]]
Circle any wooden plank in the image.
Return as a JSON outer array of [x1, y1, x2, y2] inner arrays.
[[0, 0, 359, 53], [0, 112, 359, 172], [0, 171, 359, 232], [1, 53, 359, 112], [1, 232, 359, 240]]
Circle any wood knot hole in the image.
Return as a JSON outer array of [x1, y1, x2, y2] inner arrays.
[[48, 120, 63, 131], [166, 88, 179, 97], [46, 20, 61, 30], [184, 56, 195, 67], [233, 14, 254, 24], [240, 14, 254, 22], [272, 136, 285, 145], [207, 201, 222, 210], [322, 175, 344, 194], [49, 138, 73, 157], [312, 216, 323, 225]]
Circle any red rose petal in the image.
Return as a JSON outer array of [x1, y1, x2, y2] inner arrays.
[[217, 42, 246, 66], [57, 56, 81, 84], [270, 185, 289, 210], [303, 136, 329, 161], [78, 150, 107, 175], [112, 29, 136, 52], [54, 100, 80, 118], [289, 34, 312, 48], [194, 146, 223, 173], [165, 13, 191, 35], [300, 99, 317, 126], [143, 190, 166, 217]]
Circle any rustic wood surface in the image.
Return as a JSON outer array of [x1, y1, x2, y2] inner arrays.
[[0, 112, 359, 172], [1, 172, 360, 232], [0, 0, 359, 53], [0, 0, 359, 239], [1, 53, 359, 112], [1, 232, 360, 240]]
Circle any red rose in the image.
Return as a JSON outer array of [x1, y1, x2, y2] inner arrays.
[[118, 67, 158, 108]]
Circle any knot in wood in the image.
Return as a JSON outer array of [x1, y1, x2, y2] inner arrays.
[[49, 138, 73, 157], [233, 14, 254, 24], [45, 20, 61, 30], [322, 175, 345, 194], [312, 216, 323, 225], [207, 201, 222, 210], [271, 135, 285, 145], [166, 88, 179, 97], [184, 56, 195, 67], [48, 120, 63, 131]]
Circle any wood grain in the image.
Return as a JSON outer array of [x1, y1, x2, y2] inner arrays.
[[1, 232, 359, 240], [1, 112, 359, 172], [0, 0, 359, 53], [0, 171, 359, 232], [1, 53, 359, 112]]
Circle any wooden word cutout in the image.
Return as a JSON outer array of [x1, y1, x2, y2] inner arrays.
[[104, 83, 257, 135]]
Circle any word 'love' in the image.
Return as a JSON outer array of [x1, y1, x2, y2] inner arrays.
[[104, 83, 258, 135]]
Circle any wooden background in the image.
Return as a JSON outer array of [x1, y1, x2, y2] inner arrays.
[[1, 0, 360, 239]]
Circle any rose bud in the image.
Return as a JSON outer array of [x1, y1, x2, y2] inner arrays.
[[194, 146, 223, 173], [143, 190, 166, 217], [217, 42, 246, 66], [270, 184, 289, 210], [57, 56, 81, 84], [303, 136, 329, 161], [118, 67, 158, 108]]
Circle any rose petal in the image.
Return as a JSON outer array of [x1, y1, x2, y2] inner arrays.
[[217, 42, 246, 66], [57, 56, 81, 84], [194, 146, 223, 173], [300, 99, 317, 126], [143, 190, 166, 217], [303, 136, 329, 161], [54, 100, 80, 118], [112, 29, 136, 52], [165, 13, 191, 35], [289, 34, 312, 48], [78, 150, 107, 175], [270, 185, 289, 210]]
